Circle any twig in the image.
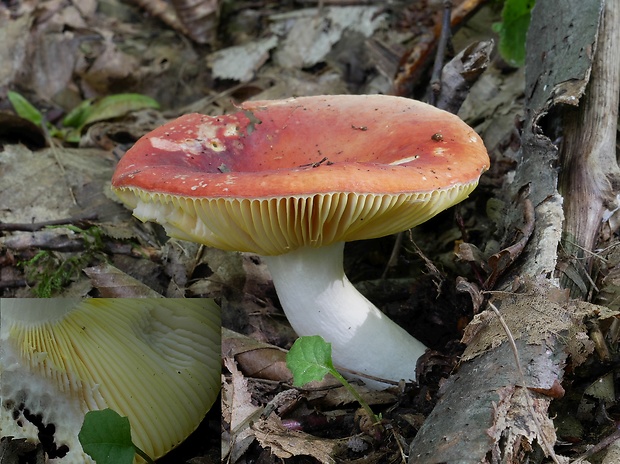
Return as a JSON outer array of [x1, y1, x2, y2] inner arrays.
[[388, 425, 408, 464], [336, 365, 399, 387], [429, 0, 453, 106], [0, 279, 29, 289], [0, 213, 98, 232], [574, 423, 620, 462], [385, 2, 488, 275], [392, 0, 485, 97]]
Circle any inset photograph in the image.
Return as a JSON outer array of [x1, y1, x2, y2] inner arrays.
[[0, 298, 220, 463]]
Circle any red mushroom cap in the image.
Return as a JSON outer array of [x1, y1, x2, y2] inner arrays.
[[112, 95, 489, 255]]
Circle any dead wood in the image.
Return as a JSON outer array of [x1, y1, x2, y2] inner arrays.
[[410, 330, 563, 463], [0, 214, 98, 232], [409, 0, 612, 462], [557, 0, 620, 299]]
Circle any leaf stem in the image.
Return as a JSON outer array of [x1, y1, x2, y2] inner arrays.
[[329, 368, 382, 426], [134, 445, 156, 464]]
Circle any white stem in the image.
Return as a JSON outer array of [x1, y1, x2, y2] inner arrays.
[[263, 242, 427, 389]]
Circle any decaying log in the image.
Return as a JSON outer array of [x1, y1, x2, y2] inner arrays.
[[557, 0, 620, 299], [408, 0, 614, 462]]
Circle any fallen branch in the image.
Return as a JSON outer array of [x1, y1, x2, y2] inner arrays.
[[0, 213, 98, 232]]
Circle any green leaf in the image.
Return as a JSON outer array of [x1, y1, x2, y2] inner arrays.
[[60, 127, 83, 144], [493, 0, 536, 67], [79, 93, 160, 127], [286, 336, 382, 425], [7, 91, 44, 127], [62, 98, 95, 128], [286, 335, 335, 386], [78, 409, 153, 464]]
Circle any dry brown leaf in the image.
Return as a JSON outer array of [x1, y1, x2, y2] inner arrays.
[[171, 0, 220, 44], [222, 357, 262, 463], [455, 276, 485, 313], [17, 22, 81, 99], [208, 36, 278, 82], [252, 414, 341, 463], [0, 13, 32, 89], [187, 247, 247, 297], [83, 263, 163, 298], [78, 30, 140, 96], [461, 285, 598, 364], [223, 328, 293, 383], [158, 239, 202, 297], [271, 6, 386, 70], [487, 385, 557, 463], [0, 145, 118, 224], [456, 242, 491, 271], [527, 379, 566, 399], [436, 40, 494, 114], [308, 383, 397, 411]]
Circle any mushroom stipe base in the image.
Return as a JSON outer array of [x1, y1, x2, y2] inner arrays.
[[263, 242, 427, 389]]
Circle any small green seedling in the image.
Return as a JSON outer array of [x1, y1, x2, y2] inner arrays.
[[62, 93, 160, 134], [7, 91, 44, 127], [493, 0, 536, 67], [78, 409, 154, 464], [8, 90, 65, 139], [286, 335, 381, 424], [7, 90, 159, 143]]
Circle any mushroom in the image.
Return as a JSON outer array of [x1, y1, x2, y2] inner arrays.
[[112, 95, 489, 388], [0, 298, 221, 463]]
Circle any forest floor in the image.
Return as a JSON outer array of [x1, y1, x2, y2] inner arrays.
[[1, 1, 619, 463]]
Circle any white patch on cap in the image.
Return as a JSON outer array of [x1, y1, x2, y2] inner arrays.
[[150, 137, 202, 156], [224, 124, 239, 137], [388, 155, 420, 165], [196, 123, 227, 152]]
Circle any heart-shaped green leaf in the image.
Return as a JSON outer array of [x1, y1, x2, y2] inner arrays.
[[78, 409, 147, 464], [286, 335, 334, 386]]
